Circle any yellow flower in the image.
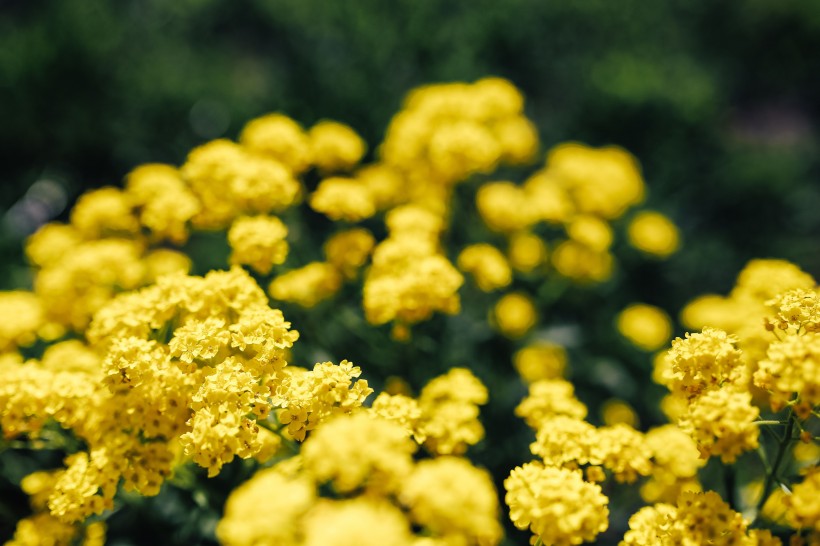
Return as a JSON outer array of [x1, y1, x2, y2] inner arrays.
[[0, 291, 44, 352], [301, 412, 415, 493], [679, 387, 760, 463], [309, 120, 367, 172], [476, 182, 536, 233], [663, 327, 744, 400], [785, 467, 820, 531], [400, 457, 503, 545], [627, 211, 680, 257], [551, 240, 614, 282], [505, 462, 609, 546], [513, 342, 567, 383], [507, 231, 547, 273], [324, 228, 376, 279], [269, 262, 342, 307], [617, 303, 673, 351], [228, 215, 289, 275], [302, 498, 414, 546], [566, 214, 613, 252], [492, 292, 537, 338], [309, 177, 376, 222], [457, 244, 513, 292], [239, 113, 312, 174], [217, 466, 315, 546], [515, 379, 587, 429], [545, 143, 645, 219]]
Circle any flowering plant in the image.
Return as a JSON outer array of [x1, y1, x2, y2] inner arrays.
[[1, 78, 817, 546]]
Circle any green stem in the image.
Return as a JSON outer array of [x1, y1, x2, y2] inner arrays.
[[753, 411, 795, 524], [723, 462, 737, 511], [753, 420, 785, 426]]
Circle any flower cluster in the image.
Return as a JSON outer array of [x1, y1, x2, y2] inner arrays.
[[7, 75, 816, 546]]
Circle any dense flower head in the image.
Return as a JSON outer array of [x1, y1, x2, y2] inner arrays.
[[551, 239, 614, 282], [217, 466, 315, 546], [239, 113, 312, 174], [765, 288, 820, 333], [492, 292, 538, 338], [303, 498, 414, 546], [301, 412, 415, 493], [530, 416, 597, 468], [627, 211, 680, 257], [663, 327, 745, 400], [269, 262, 342, 307], [617, 303, 673, 351], [507, 231, 548, 273], [364, 235, 463, 327], [679, 388, 760, 462], [371, 392, 426, 442], [0, 291, 44, 352], [457, 243, 513, 292], [273, 360, 373, 441], [69, 187, 140, 239], [513, 342, 567, 383], [400, 457, 503, 546], [309, 176, 376, 221], [621, 491, 759, 546], [591, 424, 653, 483], [785, 467, 820, 531], [181, 139, 301, 228], [125, 163, 201, 244], [228, 215, 289, 274], [381, 78, 536, 185], [516, 379, 588, 429], [476, 182, 537, 233], [308, 120, 367, 172], [418, 368, 488, 455], [505, 462, 609, 546], [755, 331, 820, 414], [324, 228, 376, 278], [731, 259, 816, 304], [641, 424, 704, 503], [545, 143, 644, 220]]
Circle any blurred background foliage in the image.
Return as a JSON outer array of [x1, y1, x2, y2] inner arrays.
[[1, 0, 819, 544]]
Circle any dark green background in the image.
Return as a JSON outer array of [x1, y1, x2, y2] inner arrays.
[[1, 1, 819, 544]]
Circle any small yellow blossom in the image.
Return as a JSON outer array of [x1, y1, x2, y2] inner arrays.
[[513, 342, 567, 383], [400, 457, 503, 545], [492, 292, 537, 338], [663, 327, 744, 400], [515, 379, 587, 429], [309, 177, 376, 222], [457, 244, 513, 292], [785, 468, 820, 531], [217, 466, 315, 546], [566, 215, 613, 252], [228, 215, 289, 275], [476, 182, 536, 233], [301, 412, 415, 493], [617, 303, 673, 351], [505, 462, 609, 546], [69, 187, 139, 239], [302, 498, 414, 546], [324, 228, 376, 279], [627, 211, 680, 257], [551, 240, 613, 282], [507, 231, 547, 273], [239, 113, 312, 174], [679, 387, 760, 463], [309, 120, 367, 172], [269, 262, 342, 307]]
